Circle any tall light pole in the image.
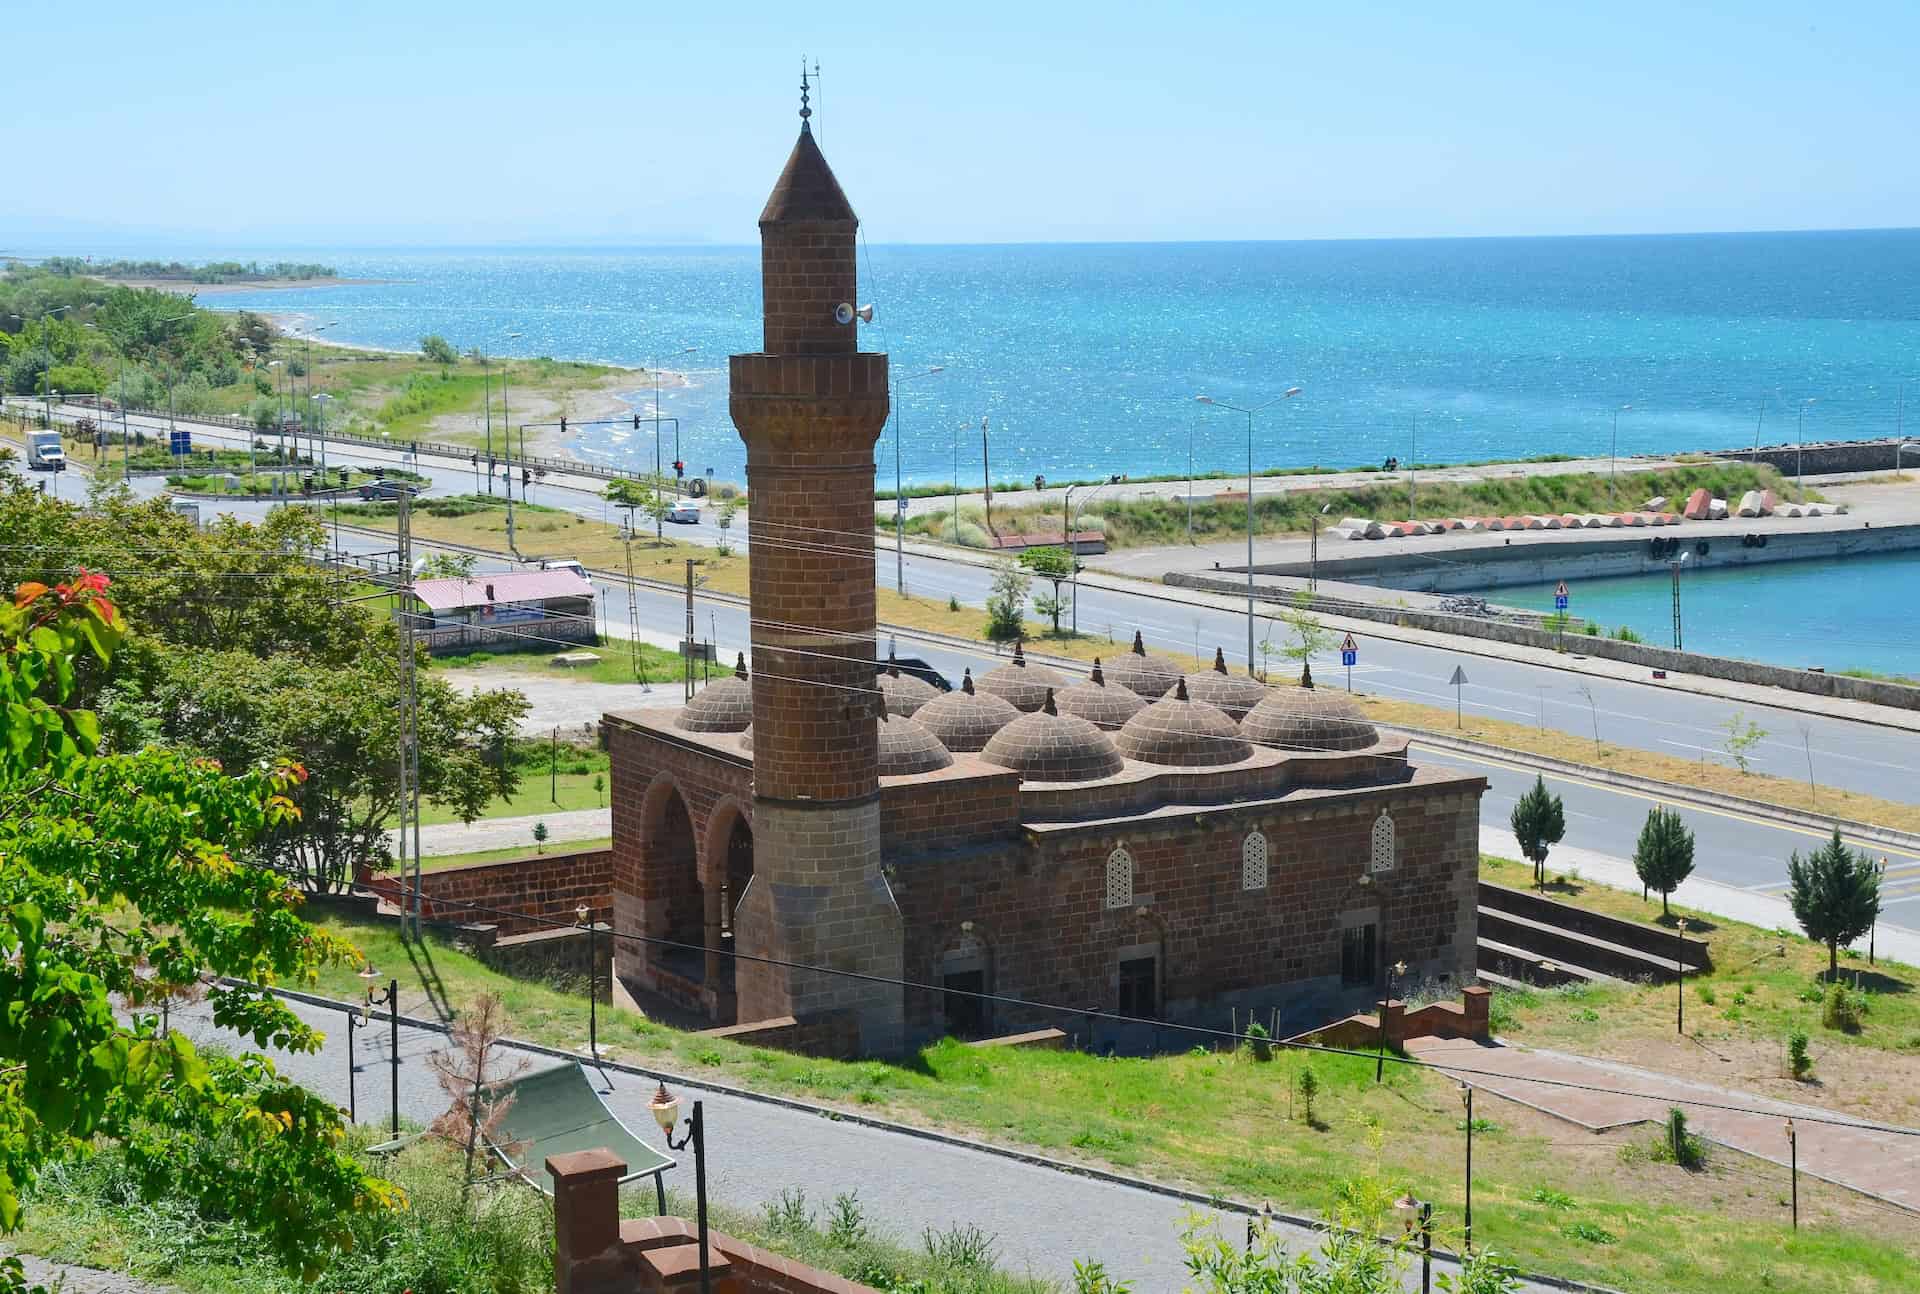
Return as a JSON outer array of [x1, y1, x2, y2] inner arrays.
[[889, 366, 945, 593], [1062, 480, 1112, 635], [1409, 409, 1418, 521], [1610, 403, 1632, 508], [1196, 386, 1304, 677], [301, 322, 338, 469], [500, 332, 524, 551], [652, 346, 697, 497], [1669, 550, 1690, 650], [1896, 442, 1920, 477], [1797, 397, 1817, 489], [980, 415, 993, 535]]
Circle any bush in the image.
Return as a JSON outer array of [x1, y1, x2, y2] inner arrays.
[[1822, 981, 1866, 1033], [1612, 624, 1644, 643], [420, 333, 459, 365], [1788, 1027, 1813, 1079], [1294, 1064, 1320, 1124], [1563, 1220, 1616, 1245], [1648, 1106, 1708, 1170]]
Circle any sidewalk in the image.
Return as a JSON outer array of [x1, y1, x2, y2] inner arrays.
[[395, 806, 612, 859], [1408, 1035, 1920, 1211]]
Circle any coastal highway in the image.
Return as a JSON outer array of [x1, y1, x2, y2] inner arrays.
[[33, 401, 1920, 811]]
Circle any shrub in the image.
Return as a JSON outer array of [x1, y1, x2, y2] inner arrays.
[[1528, 1187, 1574, 1209], [1649, 1107, 1708, 1170], [1822, 981, 1865, 1033], [1788, 1027, 1813, 1079], [1612, 624, 1644, 643], [1294, 1064, 1320, 1124], [1564, 1220, 1617, 1245], [764, 1186, 812, 1235], [1242, 1020, 1272, 1062], [826, 1191, 867, 1246], [1697, 984, 1717, 1005]]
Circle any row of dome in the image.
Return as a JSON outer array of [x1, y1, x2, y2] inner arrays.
[[676, 635, 1380, 782]]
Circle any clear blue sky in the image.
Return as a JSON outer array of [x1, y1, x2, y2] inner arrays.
[[10, 1, 1917, 247]]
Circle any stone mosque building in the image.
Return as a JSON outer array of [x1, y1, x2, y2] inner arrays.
[[604, 111, 1486, 1057]]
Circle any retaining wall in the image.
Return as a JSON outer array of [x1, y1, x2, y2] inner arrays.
[[1709, 438, 1920, 476]]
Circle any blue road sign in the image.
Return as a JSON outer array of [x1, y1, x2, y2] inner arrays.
[[1554, 594, 1569, 610], [1341, 650, 1357, 667]]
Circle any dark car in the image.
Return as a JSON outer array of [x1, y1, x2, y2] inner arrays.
[[357, 480, 422, 500], [875, 656, 953, 692]]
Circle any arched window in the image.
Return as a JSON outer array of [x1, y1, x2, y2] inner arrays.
[[1241, 831, 1269, 891], [1370, 811, 1396, 874], [1105, 846, 1133, 909]]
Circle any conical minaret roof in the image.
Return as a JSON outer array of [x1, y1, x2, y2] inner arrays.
[[760, 127, 857, 226]]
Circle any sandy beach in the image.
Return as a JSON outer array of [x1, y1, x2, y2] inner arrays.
[[104, 275, 386, 296]]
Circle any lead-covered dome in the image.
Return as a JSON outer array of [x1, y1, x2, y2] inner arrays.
[[979, 689, 1125, 783], [676, 653, 754, 733], [1240, 684, 1379, 752], [1116, 677, 1252, 767], [1183, 647, 1269, 721], [977, 641, 1068, 712], [915, 670, 1021, 753], [877, 712, 954, 776], [1103, 630, 1186, 700], [1055, 658, 1147, 731], [878, 651, 940, 717]]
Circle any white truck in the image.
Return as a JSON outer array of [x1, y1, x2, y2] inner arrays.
[[26, 429, 65, 471]]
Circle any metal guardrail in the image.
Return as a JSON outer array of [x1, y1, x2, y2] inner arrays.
[[91, 403, 629, 483]]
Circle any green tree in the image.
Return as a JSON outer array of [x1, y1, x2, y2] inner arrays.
[[984, 556, 1032, 642], [1721, 709, 1766, 773], [605, 476, 649, 532], [419, 550, 478, 580], [532, 820, 550, 853], [1788, 828, 1882, 977], [0, 572, 395, 1279], [1018, 545, 1076, 635], [1632, 805, 1695, 917], [419, 333, 458, 365], [1280, 590, 1332, 686], [1509, 774, 1566, 890], [714, 497, 740, 555], [115, 641, 527, 893]]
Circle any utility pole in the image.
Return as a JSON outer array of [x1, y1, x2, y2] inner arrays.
[[980, 416, 992, 536], [624, 531, 648, 689], [395, 492, 416, 938], [683, 559, 704, 702], [482, 352, 495, 495]]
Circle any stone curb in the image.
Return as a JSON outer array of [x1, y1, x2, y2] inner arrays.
[[263, 982, 1617, 1294], [1393, 725, 1920, 853]]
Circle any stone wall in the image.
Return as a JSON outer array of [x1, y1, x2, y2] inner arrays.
[[892, 777, 1484, 1045], [357, 846, 612, 935], [1165, 573, 1920, 711], [1709, 438, 1919, 476]]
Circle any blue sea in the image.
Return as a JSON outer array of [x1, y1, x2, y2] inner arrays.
[[188, 230, 1920, 490]]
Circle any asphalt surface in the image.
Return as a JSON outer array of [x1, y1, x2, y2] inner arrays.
[[27, 403, 1920, 907]]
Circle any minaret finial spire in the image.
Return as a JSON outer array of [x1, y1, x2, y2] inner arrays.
[[799, 58, 813, 132]]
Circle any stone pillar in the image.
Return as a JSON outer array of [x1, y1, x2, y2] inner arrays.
[[550, 1148, 632, 1294], [1462, 985, 1492, 1039], [729, 121, 903, 1055], [1379, 998, 1406, 1048]]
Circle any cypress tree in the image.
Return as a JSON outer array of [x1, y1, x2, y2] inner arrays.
[[1788, 828, 1882, 978], [1509, 774, 1567, 890], [1633, 805, 1695, 918]]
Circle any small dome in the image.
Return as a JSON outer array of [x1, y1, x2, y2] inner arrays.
[[1116, 677, 1252, 767], [1240, 685, 1379, 752], [916, 670, 1021, 752], [877, 712, 954, 776], [676, 653, 753, 733], [1055, 658, 1147, 730], [1183, 647, 1269, 721], [878, 651, 940, 716], [977, 641, 1068, 712], [980, 689, 1125, 783], [1103, 630, 1186, 699]]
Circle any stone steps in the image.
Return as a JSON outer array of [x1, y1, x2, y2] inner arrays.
[[1479, 906, 1703, 985]]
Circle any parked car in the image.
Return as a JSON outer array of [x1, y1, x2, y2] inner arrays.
[[538, 558, 589, 579], [357, 480, 421, 500], [874, 656, 953, 692], [667, 500, 702, 524]]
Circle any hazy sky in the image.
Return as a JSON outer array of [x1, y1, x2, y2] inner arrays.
[[11, 1, 1918, 248]]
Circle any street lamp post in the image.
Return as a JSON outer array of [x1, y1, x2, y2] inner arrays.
[[500, 332, 525, 549], [1610, 404, 1632, 508], [1797, 398, 1817, 489], [1062, 481, 1112, 635], [650, 1084, 712, 1294], [1394, 1193, 1434, 1294], [890, 367, 946, 594], [1195, 387, 1304, 677], [1872, 856, 1888, 964], [358, 967, 401, 1140], [1459, 1082, 1475, 1254], [1669, 550, 1690, 649], [1376, 959, 1408, 1083], [576, 903, 600, 1061], [1675, 916, 1690, 1034]]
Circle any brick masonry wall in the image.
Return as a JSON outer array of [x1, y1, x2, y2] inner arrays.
[[893, 780, 1485, 1041], [360, 847, 610, 936]]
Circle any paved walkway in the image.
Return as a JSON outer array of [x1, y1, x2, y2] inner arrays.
[[1408, 1036, 1920, 1211], [160, 994, 1561, 1293], [395, 806, 612, 858]]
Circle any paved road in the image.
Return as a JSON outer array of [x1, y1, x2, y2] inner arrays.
[[160, 993, 1560, 1292]]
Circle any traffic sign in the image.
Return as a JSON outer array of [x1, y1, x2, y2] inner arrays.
[[1449, 664, 1469, 728], [1554, 580, 1570, 611], [1448, 665, 1468, 686], [1340, 649, 1357, 667]]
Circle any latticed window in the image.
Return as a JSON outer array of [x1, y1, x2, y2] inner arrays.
[[1241, 831, 1269, 891], [1370, 811, 1396, 873], [1104, 847, 1133, 909]]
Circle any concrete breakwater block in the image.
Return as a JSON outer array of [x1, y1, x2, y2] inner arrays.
[[1643, 495, 1668, 511], [1683, 487, 1713, 519], [1339, 516, 1372, 533], [1708, 497, 1729, 520], [1600, 514, 1627, 528], [1736, 490, 1764, 517], [1761, 489, 1779, 514]]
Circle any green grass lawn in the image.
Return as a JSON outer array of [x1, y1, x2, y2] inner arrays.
[[409, 836, 611, 872], [413, 771, 606, 826], [434, 642, 686, 688], [286, 879, 1920, 1294]]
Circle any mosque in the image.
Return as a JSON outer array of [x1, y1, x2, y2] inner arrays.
[[604, 104, 1485, 1056]]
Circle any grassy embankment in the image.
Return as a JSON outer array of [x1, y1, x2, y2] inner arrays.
[[264, 856, 1920, 1294], [333, 492, 1920, 837], [899, 462, 1810, 550]]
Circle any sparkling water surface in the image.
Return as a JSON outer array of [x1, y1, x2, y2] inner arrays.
[[193, 230, 1920, 489]]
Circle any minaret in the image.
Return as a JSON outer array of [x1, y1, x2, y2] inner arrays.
[[728, 79, 902, 1052]]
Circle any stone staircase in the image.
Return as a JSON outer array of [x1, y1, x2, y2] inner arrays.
[[1476, 882, 1710, 990]]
